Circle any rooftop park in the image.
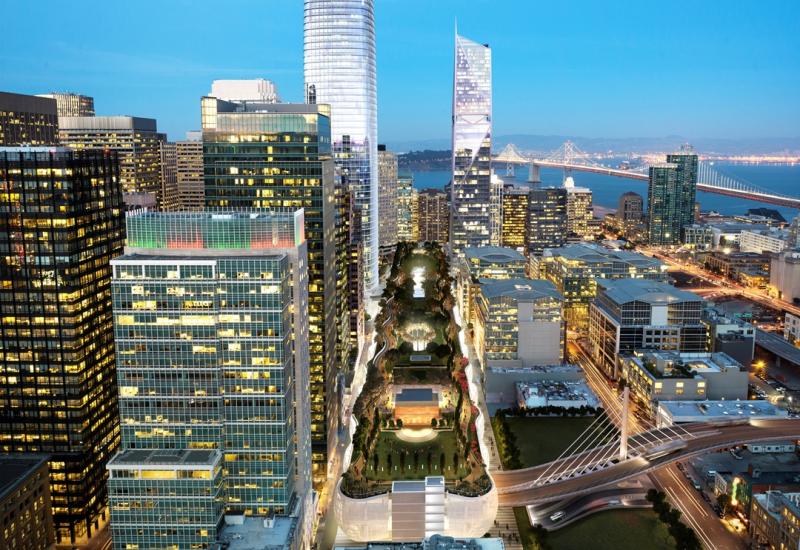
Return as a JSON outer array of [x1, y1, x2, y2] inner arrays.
[[342, 241, 490, 498]]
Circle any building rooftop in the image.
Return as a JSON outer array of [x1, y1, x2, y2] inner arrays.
[[392, 480, 427, 493], [465, 246, 526, 263], [0, 455, 48, 501], [659, 400, 787, 419], [395, 388, 436, 403], [217, 515, 298, 550], [542, 243, 664, 269], [478, 277, 562, 302], [489, 364, 582, 374], [599, 278, 703, 306], [108, 448, 220, 468], [59, 115, 158, 131], [517, 380, 599, 407]]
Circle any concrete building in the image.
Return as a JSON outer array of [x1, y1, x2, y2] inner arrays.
[[36, 92, 95, 117], [0, 147, 124, 543], [451, 33, 492, 253], [740, 227, 789, 254], [537, 243, 667, 329], [682, 224, 715, 251], [750, 491, 800, 550], [528, 187, 567, 255], [334, 534, 505, 550], [706, 222, 770, 248], [620, 351, 748, 416], [770, 250, 800, 304], [474, 278, 564, 368], [417, 188, 449, 243], [564, 177, 593, 239], [217, 514, 301, 550], [378, 145, 399, 248], [201, 97, 344, 482], [617, 191, 644, 240], [702, 307, 756, 366], [705, 251, 770, 279], [485, 364, 584, 409], [588, 279, 707, 378], [501, 185, 529, 252], [788, 214, 800, 249], [0, 455, 55, 550], [305, 1, 379, 290], [397, 176, 419, 242], [108, 211, 313, 549], [465, 246, 527, 280], [785, 312, 800, 346], [0, 91, 58, 145], [58, 115, 167, 209], [656, 400, 787, 427], [516, 380, 598, 409], [176, 136, 204, 210]]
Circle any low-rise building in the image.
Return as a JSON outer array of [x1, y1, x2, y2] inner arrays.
[[465, 246, 527, 279], [620, 351, 748, 416], [588, 279, 707, 378], [750, 491, 800, 550], [0, 455, 55, 550], [485, 364, 584, 409], [516, 380, 599, 409], [771, 250, 800, 304], [785, 312, 800, 346], [538, 243, 667, 329], [682, 224, 715, 251], [717, 468, 800, 518], [215, 513, 300, 550], [655, 399, 787, 428], [739, 227, 789, 254], [474, 278, 564, 369], [703, 307, 756, 366], [747, 442, 797, 454], [707, 222, 770, 248], [705, 251, 770, 279]]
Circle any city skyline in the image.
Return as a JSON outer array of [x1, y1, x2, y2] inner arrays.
[[3, 1, 799, 144]]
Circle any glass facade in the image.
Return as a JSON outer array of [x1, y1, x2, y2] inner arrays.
[[377, 147, 398, 248], [417, 189, 449, 243], [528, 187, 567, 255], [666, 148, 699, 241], [396, 176, 418, 242], [647, 163, 680, 245], [0, 92, 59, 146], [201, 99, 342, 483], [304, 0, 379, 291], [109, 211, 311, 548], [451, 33, 492, 253], [0, 148, 124, 543], [501, 186, 529, 251]]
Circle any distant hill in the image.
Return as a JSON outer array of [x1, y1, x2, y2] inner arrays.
[[388, 135, 800, 156], [398, 149, 451, 171]]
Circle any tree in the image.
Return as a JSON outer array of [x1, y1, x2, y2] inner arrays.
[[399, 450, 406, 471], [387, 453, 393, 471], [453, 452, 460, 472], [431, 418, 437, 428], [413, 450, 420, 471], [717, 494, 732, 516], [397, 418, 403, 429], [439, 452, 446, 472], [372, 453, 379, 473]]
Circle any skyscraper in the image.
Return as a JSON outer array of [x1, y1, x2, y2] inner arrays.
[[378, 145, 398, 249], [304, 0, 379, 292], [417, 188, 449, 242], [0, 92, 58, 145], [528, 187, 567, 255], [36, 92, 95, 117], [397, 176, 419, 242], [176, 136, 204, 211], [451, 33, 492, 253], [647, 163, 680, 245], [564, 177, 593, 239], [501, 185, 529, 251], [108, 211, 312, 548], [666, 145, 699, 240], [58, 115, 167, 209], [201, 95, 343, 483], [158, 140, 179, 210], [617, 191, 644, 239], [0, 147, 124, 543]]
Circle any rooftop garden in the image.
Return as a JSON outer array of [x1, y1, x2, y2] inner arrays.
[[342, 241, 490, 499]]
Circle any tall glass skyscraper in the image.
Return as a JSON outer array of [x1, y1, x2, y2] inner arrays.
[[666, 145, 699, 240], [451, 33, 492, 253], [304, 0, 379, 292], [647, 163, 680, 245]]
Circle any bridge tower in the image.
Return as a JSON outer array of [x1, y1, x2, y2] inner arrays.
[[619, 387, 630, 460], [506, 162, 515, 178], [528, 163, 541, 183]]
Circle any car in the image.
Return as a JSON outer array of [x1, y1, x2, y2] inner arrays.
[[607, 499, 621, 505], [550, 511, 566, 522], [693, 482, 702, 491]]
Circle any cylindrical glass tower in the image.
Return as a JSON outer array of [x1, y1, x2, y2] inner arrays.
[[304, 0, 379, 292]]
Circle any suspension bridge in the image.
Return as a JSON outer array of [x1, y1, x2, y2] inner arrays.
[[491, 388, 800, 505], [494, 141, 800, 209]]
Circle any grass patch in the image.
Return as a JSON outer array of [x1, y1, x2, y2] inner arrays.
[[547, 509, 673, 550], [363, 430, 471, 482], [506, 416, 602, 467]]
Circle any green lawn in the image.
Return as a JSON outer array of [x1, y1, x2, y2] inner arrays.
[[547, 509, 673, 550], [364, 430, 471, 482], [506, 416, 604, 467]]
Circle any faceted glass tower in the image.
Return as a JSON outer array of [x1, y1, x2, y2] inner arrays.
[[451, 33, 492, 253], [647, 163, 680, 245], [304, 0, 379, 292]]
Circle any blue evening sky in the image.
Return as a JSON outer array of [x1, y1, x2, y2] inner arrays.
[[1, 0, 798, 143]]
